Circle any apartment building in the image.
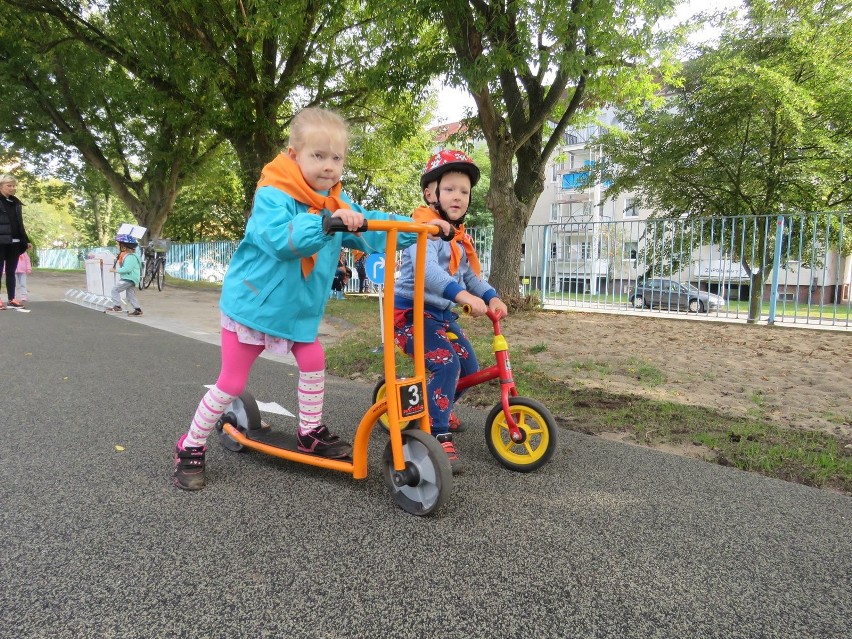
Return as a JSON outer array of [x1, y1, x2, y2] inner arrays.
[[524, 112, 851, 305]]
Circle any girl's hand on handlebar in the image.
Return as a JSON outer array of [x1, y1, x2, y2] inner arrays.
[[331, 209, 365, 232], [456, 291, 488, 317], [489, 297, 509, 320]]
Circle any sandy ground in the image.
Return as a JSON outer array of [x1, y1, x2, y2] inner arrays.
[[18, 271, 852, 443], [499, 309, 852, 443]]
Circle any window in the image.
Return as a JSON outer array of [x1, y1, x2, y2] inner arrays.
[[622, 241, 638, 261], [551, 163, 558, 182], [551, 243, 557, 259], [624, 197, 639, 218], [580, 242, 590, 259], [550, 203, 559, 222]]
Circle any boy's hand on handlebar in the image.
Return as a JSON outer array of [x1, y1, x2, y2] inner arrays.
[[331, 209, 365, 232], [489, 297, 509, 320], [456, 291, 488, 317], [430, 219, 454, 240]]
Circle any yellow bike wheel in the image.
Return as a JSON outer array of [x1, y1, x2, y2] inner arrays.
[[372, 379, 414, 432], [485, 397, 557, 472]]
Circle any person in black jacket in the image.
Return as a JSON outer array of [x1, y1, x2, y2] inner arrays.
[[0, 174, 31, 309]]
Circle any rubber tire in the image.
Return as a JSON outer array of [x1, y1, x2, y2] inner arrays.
[[688, 299, 704, 313], [485, 397, 557, 472], [382, 429, 452, 516], [215, 391, 262, 452], [371, 379, 414, 433], [142, 262, 154, 289], [156, 261, 165, 291]]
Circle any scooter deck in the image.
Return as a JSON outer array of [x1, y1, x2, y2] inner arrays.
[[244, 427, 353, 462]]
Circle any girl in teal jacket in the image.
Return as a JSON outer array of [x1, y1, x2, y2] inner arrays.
[[173, 107, 450, 491], [107, 234, 142, 316]]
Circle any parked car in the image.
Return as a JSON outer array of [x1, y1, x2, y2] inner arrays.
[[630, 278, 726, 313]]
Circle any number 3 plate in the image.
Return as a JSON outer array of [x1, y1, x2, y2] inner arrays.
[[396, 380, 426, 420]]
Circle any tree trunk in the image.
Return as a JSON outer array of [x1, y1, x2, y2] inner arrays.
[[747, 269, 764, 323], [486, 159, 533, 301], [231, 130, 283, 219]]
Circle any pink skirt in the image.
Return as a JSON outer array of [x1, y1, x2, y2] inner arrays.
[[220, 312, 296, 356]]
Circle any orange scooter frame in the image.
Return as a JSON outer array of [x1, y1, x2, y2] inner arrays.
[[218, 217, 453, 516]]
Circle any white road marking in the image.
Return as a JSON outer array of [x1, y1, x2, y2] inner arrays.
[[204, 385, 294, 417]]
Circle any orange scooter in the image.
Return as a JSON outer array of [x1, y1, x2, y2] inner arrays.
[[372, 308, 558, 472], [216, 217, 454, 516]]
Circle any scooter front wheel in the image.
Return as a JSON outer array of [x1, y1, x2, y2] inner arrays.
[[372, 378, 414, 433], [485, 397, 557, 472], [382, 429, 452, 516], [215, 391, 262, 452]]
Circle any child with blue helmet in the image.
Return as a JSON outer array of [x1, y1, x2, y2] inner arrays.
[[107, 233, 143, 316]]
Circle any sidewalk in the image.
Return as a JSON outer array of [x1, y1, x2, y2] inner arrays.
[[24, 270, 350, 357]]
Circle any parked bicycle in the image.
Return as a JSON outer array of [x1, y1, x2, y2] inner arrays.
[[140, 238, 171, 291]]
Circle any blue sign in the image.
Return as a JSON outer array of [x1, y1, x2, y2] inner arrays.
[[365, 253, 385, 283]]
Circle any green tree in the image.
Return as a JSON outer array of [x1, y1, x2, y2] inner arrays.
[[7, 0, 447, 208], [0, 9, 221, 239], [424, 0, 678, 302], [344, 102, 438, 216], [16, 175, 78, 249], [598, 0, 852, 321], [164, 145, 246, 242]]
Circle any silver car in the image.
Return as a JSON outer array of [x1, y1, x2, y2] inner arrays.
[[630, 278, 726, 313]]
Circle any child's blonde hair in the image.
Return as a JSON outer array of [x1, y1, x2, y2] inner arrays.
[[287, 107, 348, 151]]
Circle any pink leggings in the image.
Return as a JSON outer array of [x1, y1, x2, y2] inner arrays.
[[215, 329, 325, 396]]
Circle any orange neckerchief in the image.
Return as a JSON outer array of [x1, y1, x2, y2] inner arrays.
[[256, 153, 351, 278], [412, 206, 481, 276], [116, 249, 131, 267]]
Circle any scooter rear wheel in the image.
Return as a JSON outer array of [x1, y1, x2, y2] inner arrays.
[[215, 391, 262, 452], [372, 378, 414, 432], [485, 397, 557, 472], [382, 429, 452, 516]]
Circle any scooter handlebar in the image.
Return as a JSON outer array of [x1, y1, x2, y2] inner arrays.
[[322, 216, 369, 234], [322, 215, 454, 240]]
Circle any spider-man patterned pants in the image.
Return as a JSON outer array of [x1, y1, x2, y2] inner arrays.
[[393, 309, 480, 436]]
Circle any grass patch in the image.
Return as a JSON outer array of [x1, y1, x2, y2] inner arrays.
[[624, 357, 665, 388], [572, 359, 612, 376], [323, 299, 852, 494]]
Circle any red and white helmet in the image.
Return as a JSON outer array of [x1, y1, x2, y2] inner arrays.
[[420, 150, 480, 189]]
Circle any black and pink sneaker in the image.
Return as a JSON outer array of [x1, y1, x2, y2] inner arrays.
[[296, 425, 352, 459], [173, 435, 207, 491]]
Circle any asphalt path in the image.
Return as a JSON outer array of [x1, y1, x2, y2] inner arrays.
[[1, 302, 849, 639]]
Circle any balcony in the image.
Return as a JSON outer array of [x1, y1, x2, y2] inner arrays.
[[555, 169, 592, 203]]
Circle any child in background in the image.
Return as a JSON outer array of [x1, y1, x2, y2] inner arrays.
[[107, 234, 143, 316], [353, 249, 369, 292], [15, 248, 32, 302], [330, 250, 351, 300], [173, 107, 451, 491], [394, 150, 508, 474]]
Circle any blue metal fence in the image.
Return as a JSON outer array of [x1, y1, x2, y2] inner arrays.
[[37, 211, 851, 328]]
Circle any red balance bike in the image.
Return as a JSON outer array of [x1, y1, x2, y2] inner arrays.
[[372, 308, 558, 472]]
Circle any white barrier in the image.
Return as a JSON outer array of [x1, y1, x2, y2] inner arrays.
[[64, 288, 113, 312]]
